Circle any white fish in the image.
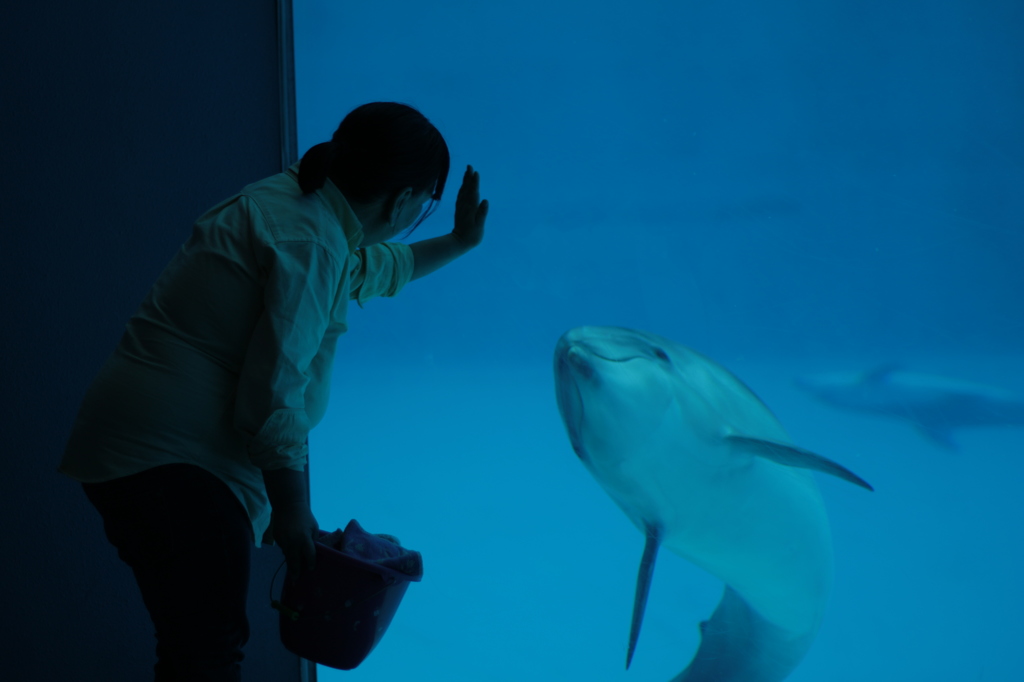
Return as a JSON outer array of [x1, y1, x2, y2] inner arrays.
[[553, 326, 872, 682], [796, 365, 1024, 450]]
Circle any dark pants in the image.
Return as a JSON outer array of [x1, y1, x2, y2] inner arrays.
[[83, 463, 255, 681]]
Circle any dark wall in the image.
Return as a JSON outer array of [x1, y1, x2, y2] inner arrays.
[[1, 1, 309, 679]]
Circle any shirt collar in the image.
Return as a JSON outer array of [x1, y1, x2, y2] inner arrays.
[[288, 162, 364, 254]]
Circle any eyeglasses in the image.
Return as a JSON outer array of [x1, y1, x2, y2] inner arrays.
[[398, 196, 439, 239]]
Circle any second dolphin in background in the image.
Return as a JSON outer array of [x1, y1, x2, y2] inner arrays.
[[795, 365, 1024, 450]]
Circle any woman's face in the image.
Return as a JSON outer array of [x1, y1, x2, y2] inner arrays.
[[390, 189, 434, 236], [359, 188, 433, 246]]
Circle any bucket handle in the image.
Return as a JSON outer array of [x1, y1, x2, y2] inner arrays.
[[269, 559, 300, 621]]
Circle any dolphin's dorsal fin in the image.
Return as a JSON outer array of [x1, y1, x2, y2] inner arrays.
[[726, 435, 874, 491], [862, 363, 901, 384], [915, 423, 958, 451], [626, 524, 661, 670]]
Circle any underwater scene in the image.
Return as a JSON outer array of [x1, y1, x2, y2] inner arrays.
[[294, 1, 1023, 680]]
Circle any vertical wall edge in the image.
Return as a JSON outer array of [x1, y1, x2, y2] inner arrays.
[[278, 0, 299, 170]]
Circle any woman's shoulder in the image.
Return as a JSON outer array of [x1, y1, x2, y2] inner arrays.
[[239, 170, 349, 259]]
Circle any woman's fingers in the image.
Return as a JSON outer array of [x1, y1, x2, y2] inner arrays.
[[476, 199, 489, 227], [458, 165, 479, 205], [453, 165, 486, 247]]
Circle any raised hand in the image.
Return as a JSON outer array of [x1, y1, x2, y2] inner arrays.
[[453, 165, 489, 248]]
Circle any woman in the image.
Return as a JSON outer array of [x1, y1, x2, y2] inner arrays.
[[59, 101, 489, 680]]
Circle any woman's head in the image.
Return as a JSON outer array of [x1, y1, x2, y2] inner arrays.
[[298, 102, 450, 238]]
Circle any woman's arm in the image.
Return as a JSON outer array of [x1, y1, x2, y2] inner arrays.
[[410, 233, 474, 280], [410, 165, 489, 281], [263, 466, 319, 579]]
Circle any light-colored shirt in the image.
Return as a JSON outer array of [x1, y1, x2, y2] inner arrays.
[[59, 163, 414, 546]]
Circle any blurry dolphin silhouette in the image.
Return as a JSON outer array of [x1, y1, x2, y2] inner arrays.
[[795, 365, 1024, 450], [553, 326, 872, 682]]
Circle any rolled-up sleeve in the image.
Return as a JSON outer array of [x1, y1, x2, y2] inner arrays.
[[233, 239, 343, 471], [349, 242, 414, 307]]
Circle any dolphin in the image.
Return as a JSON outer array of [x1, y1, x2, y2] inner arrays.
[[794, 365, 1024, 450], [553, 326, 872, 682]]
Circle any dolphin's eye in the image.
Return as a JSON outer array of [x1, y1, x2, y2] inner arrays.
[[653, 348, 670, 362]]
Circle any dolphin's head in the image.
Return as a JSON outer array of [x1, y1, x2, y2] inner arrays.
[[794, 371, 856, 392], [794, 370, 882, 409], [793, 372, 839, 400], [554, 326, 677, 466]]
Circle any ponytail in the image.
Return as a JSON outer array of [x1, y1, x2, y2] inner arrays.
[[297, 141, 334, 194]]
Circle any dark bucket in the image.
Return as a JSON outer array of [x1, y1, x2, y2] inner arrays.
[[271, 519, 423, 670]]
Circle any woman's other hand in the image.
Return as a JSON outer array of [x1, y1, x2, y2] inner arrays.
[[271, 504, 319, 581]]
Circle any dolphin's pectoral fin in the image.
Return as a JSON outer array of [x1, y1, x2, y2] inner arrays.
[[863, 363, 901, 385], [626, 524, 661, 670], [726, 435, 874, 492]]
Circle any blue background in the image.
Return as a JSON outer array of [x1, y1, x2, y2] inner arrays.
[[294, 1, 1023, 680]]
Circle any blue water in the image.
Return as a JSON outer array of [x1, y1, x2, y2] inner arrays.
[[294, 1, 1023, 679]]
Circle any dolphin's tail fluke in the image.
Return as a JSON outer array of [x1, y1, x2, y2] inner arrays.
[[626, 524, 661, 669], [672, 586, 818, 682]]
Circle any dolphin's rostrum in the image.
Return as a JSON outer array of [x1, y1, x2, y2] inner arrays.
[[553, 326, 873, 682]]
